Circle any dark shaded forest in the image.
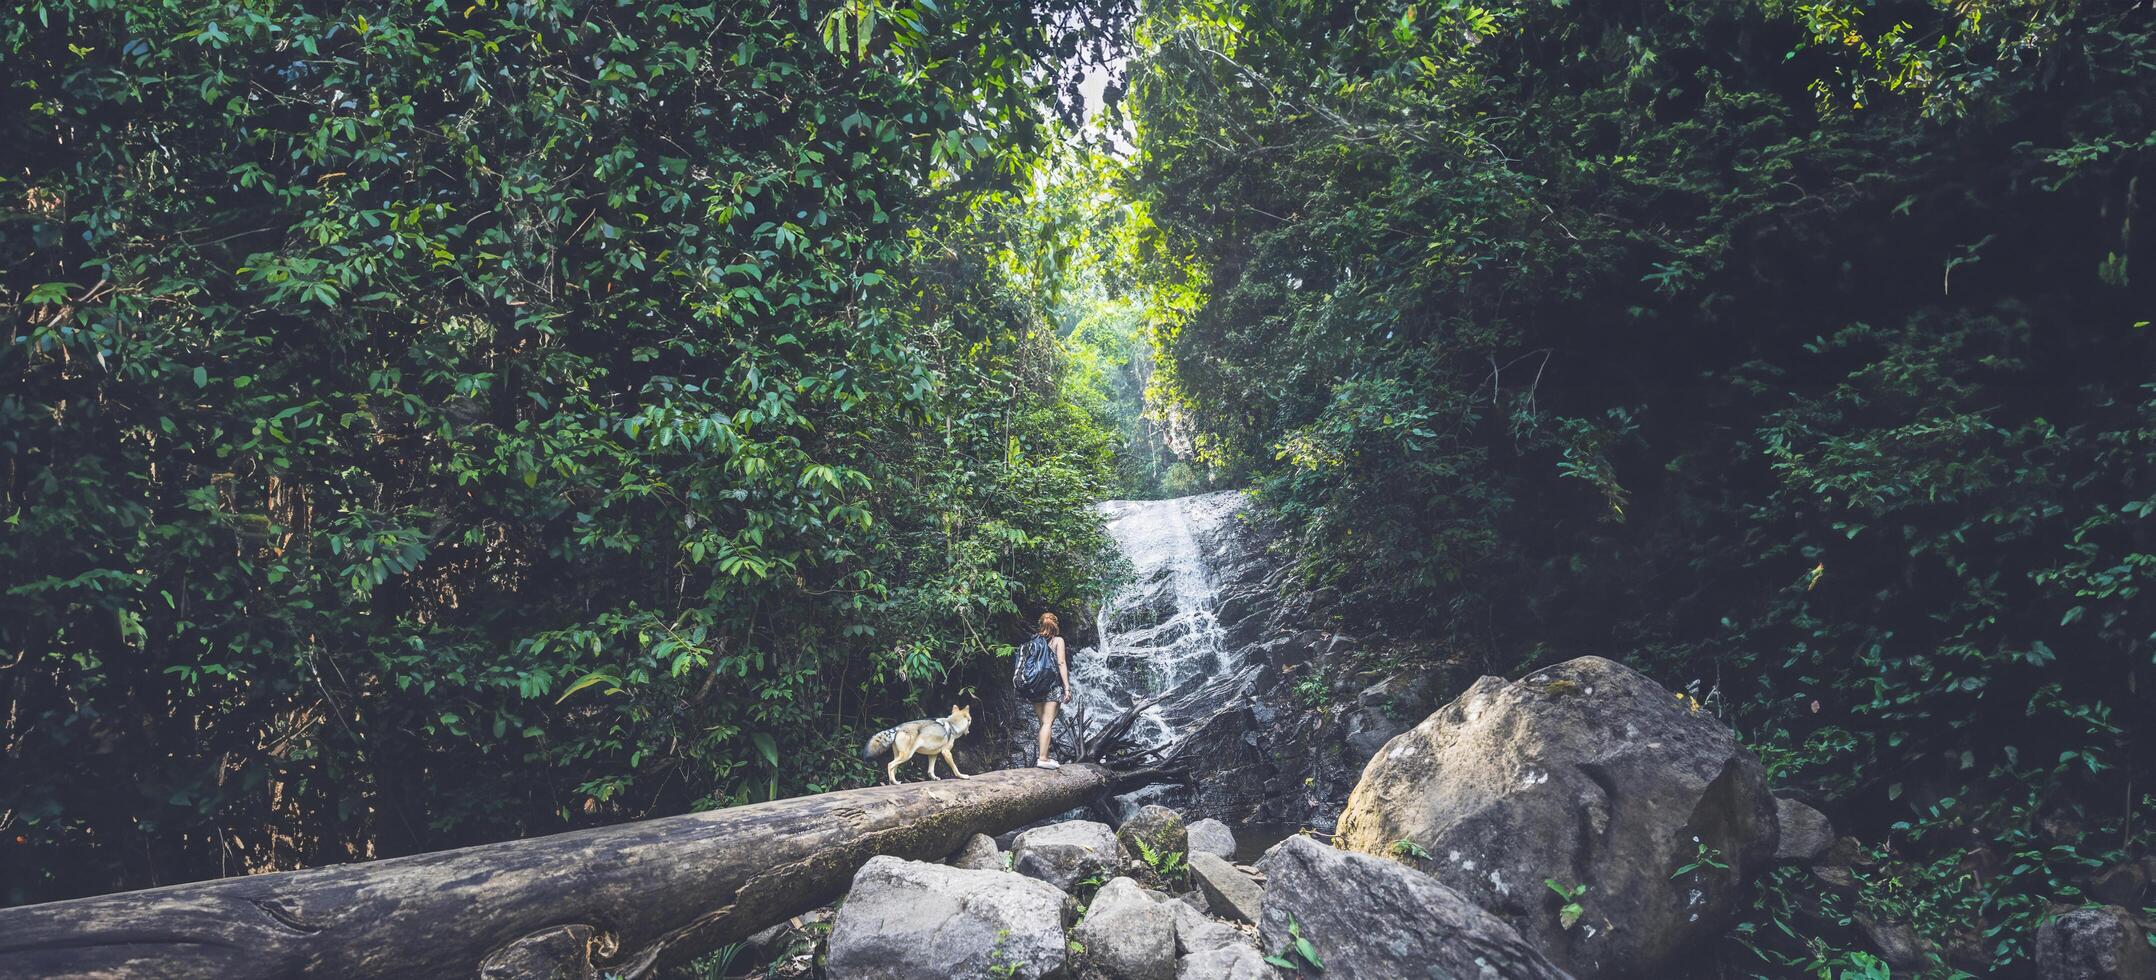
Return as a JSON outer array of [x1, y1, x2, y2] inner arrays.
[[5, 0, 2154, 976], [1118, 0, 2155, 973], [2, 0, 1135, 904]]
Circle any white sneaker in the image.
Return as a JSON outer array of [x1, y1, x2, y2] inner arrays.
[[1035, 758, 1061, 770]]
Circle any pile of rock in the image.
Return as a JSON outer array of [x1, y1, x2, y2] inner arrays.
[[819, 656, 1783, 980], [824, 805, 1274, 979], [816, 654, 2153, 979], [822, 800, 1569, 980]]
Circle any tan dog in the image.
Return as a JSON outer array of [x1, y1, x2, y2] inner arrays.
[[860, 705, 973, 785]]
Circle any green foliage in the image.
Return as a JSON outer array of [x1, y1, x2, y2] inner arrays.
[[1387, 838, 1431, 861], [1290, 665, 1332, 708], [1671, 840, 1730, 880], [1, 0, 1128, 903], [1545, 878, 1588, 931], [986, 927, 1023, 978], [682, 940, 749, 980], [1124, 0, 2156, 971], [1263, 914, 1325, 973], [1011, 144, 1192, 499], [1132, 835, 1188, 884]]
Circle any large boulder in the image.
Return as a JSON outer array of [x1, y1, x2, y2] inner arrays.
[[1012, 819, 1123, 893], [1075, 877, 1179, 980], [2035, 906, 2154, 980], [1335, 656, 1778, 979], [1185, 819, 1237, 858], [1257, 835, 1571, 979], [826, 856, 1074, 979], [1119, 804, 1190, 863]]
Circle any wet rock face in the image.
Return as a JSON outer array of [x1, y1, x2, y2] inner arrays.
[[1335, 656, 1778, 980], [1257, 835, 1572, 980], [1040, 493, 1338, 829], [825, 857, 1073, 980], [1068, 493, 1259, 754]]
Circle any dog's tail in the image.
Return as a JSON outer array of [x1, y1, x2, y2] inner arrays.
[[860, 726, 899, 760]]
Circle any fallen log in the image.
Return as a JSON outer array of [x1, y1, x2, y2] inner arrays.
[[0, 764, 1111, 979]]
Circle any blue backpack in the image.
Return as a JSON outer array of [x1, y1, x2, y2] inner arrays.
[[1014, 635, 1059, 700]]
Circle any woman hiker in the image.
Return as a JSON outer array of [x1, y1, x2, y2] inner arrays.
[[1015, 612, 1073, 769]]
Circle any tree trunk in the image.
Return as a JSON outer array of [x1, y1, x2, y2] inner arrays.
[[0, 764, 1110, 979]]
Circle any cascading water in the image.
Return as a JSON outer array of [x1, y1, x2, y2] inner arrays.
[[1070, 490, 1256, 751]]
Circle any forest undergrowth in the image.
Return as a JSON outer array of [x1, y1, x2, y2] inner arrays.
[[7, 1, 2155, 975], [1109, 0, 2156, 974]]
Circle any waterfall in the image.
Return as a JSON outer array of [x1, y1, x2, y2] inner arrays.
[[1071, 490, 1254, 750]]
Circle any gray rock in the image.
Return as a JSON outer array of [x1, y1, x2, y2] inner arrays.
[[1168, 898, 1267, 979], [1070, 872, 1268, 980], [1187, 852, 1262, 924], [1175, 945, 1271, 980], [1075, 877, 1178, 980], [1119, 804, 1190, 864], [950, 832, 1003, 872], [1774, 796, 1833, 863], [1856, 916, 1925, 969], [1335, 656, 1776, 979], [1012, 819, 1123, 893], [1169, 899, 1247, 956], [2035, 906, 2155, 980], [826, 856, 1074, 980], [1343, 670, 1441, 764], [1257, 835, 1570, 979], [1185, 819, 1237, 858]]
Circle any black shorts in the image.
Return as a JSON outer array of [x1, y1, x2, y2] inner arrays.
[[1022, 682, 1064, 705]]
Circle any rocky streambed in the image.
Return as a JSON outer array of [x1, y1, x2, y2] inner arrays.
[[737, 494, 2154, 978], [734, 651, 2151, 979]]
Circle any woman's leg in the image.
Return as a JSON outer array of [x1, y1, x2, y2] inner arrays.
[[1035, 700, 1058, 762]]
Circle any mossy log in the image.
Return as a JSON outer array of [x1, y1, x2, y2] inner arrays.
[[0, 764, 1111, 979]]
